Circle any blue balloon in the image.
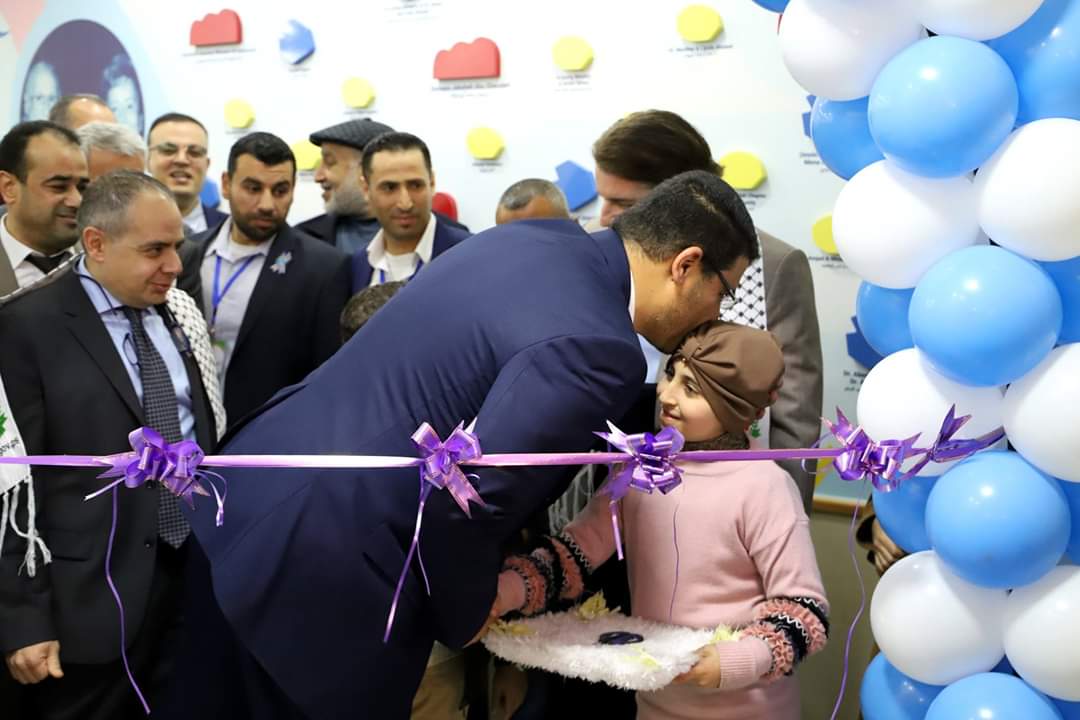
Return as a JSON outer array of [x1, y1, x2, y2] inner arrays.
[[927, 674, 1064, 720], [1062, 480, 1080, 562], [869, 36, 1018, 178], [910, 246, 1063, 387], [861, 653, 944, 720], [1042, 257, 1080, 344], [856, 283, 915, 358], [1055, 697, 1080, 720], [872, 476, 935, 555], [926, 451, 1070, 589], [988, 0, 1080, 124], [810, 97, 885, 180], [750, 0, 788, 11]]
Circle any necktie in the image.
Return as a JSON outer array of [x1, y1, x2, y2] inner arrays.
[[122, 307, 190, 547], [25, 250, 71, 275]]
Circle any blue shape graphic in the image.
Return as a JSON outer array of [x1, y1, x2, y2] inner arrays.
[[802, 94, 815, 139], [279, 20, 314, 65], [555, 160, 597, 211], [846, 316, 885, 370], [0, 30, 8, 39], [199, 178, 221, 210]]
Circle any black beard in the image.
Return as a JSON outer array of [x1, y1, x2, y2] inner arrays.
[[234, 216, 281, 242]]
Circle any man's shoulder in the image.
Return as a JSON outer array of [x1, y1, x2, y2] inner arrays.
[[294, 213, 332, 241], [288, 225, 348, 268], [0, 265, 76, 316]]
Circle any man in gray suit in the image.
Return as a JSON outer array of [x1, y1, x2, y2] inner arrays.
[[591, 110, 824, 512], [0, 122, 88, 297]]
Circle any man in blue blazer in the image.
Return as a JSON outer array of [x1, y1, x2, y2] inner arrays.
[[348, 132, 470, 292], [169, 170, 761, 720]]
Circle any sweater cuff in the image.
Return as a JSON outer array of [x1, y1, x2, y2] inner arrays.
[[496, 570, 527, 615], [714, 637, 774, 690]]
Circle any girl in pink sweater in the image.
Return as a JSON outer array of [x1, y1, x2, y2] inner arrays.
[[496, 321, 829, 719]]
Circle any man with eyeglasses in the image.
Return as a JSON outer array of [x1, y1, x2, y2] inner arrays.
[[146, 113, 226, 237]]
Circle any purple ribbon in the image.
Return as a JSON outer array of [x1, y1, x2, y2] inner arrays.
[[383, 422, 486, 643], [595, 423, 685, 560], [825, 405, 1005, 492]]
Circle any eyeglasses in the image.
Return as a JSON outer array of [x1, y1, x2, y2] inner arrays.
[[719, 272, 738, 303], [150, 143, 208, 160]]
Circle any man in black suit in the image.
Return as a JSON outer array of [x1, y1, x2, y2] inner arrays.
[[179, 132, 351, 423], [146, 113, 227, 236], [0, 170, 218, 719]]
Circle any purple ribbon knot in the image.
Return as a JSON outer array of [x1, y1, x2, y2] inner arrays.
[[595, 423, 685, 559], [412, 422, 485, 517]]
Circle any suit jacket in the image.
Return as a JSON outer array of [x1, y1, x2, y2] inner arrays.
[[178, 220, 645, 719], [179, 221, 352, 423], [0, 244, 17, 298], [760, 231, 824, 513], [203, 203, 228, 230], [0, 270, 216, 664], [298, 210, 470, 247], [349, 217, 472, 292]]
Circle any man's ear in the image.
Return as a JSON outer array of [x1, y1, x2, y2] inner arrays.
[[669, 246, 704, 284], [82, 226, 107, 262], [0, 171, 20, 206], [220, 172, 231, 201]]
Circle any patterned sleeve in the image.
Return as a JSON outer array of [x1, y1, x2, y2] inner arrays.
[[499, 531, 594, 616], [738, 596, 830, 681]]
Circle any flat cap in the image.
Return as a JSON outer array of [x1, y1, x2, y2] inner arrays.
[[309, 118, 395, 151]]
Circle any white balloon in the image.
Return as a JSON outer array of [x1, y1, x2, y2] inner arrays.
[[779, 0, 925, 101], [857, 349, 1005, 476], [975, 119, 1080, 262], [1003, 344, 1080, 483], [914, 0, 1045, 40], [833, 161, 981, 288], [1004, 565, 1080, 701], [872, 551, 1007, 685]]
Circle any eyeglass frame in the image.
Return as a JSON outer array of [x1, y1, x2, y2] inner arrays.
[[149, 142, 209, 160]]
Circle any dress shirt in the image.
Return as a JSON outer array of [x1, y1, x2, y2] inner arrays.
[[183, 202, 209, 236], [366, 214, 436, 287], [0, 215, 73, 289]]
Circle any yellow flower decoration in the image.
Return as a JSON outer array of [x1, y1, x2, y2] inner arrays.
[[577, 592, 619, 620]]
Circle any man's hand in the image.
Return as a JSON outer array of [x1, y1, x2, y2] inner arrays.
[[491, 665, 529, 720], [871, 517, 906, 576], [672, 643, 722, 688], [6, 641, 63, 684]]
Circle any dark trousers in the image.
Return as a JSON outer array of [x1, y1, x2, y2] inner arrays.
[[15, 541, 188, 720]]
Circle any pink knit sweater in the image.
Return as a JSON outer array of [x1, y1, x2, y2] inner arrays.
[[501, 460, 829, 720]]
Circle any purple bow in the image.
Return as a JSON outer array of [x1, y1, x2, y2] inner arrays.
[[411, 422, 486, 517], [595, 423, 685, 559], [826, 406, 1005, 492], [386, 422, 486, 643], [88, 428, 225, 525]]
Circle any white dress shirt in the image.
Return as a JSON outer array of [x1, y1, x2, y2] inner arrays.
[[0, 215, 72, 289], [199, 220, 273, 392], [183, 202, 209, 235], [366, 214, 437, 287]]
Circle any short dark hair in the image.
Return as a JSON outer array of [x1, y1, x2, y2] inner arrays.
[[0, 120, 81, 182], [227, 132, 295, 177], [592, 110, 719, 186], [340, 281, 407, 343], [47, 94, 110, 128], [612, 170, 760, 275], [148, 112, 208, 139], [77, 170, 174, 239], [361, 132, 432, 179]]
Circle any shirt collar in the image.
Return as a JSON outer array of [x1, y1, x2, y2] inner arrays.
[[628, 270, 635, 322], [206, 219, 274, 261], [183, 202, 208, 231], [367, 214, 437, 267], [0, 214, 64, 269], [75, 255, 128, 316]]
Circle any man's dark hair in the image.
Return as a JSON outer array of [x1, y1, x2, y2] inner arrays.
[[0, 120, 81, 182], [77, 170, 174, 239], [148, 112, 208, 138], [47, 94, 110, 128], [612, 170, 760, 275], [361, 132, 432, 179], [227, 132, 296, 177], [340, 281, 407, 343], [592, 110, 720, 186]]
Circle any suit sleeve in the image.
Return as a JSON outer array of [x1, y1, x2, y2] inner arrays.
[[310, 254, 352, 367], [0, 311, 55, 655], [767, 247, 824, 514], [421, 333, 645, 648]]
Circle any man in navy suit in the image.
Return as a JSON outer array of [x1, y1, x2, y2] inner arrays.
[[170, 170, 760, 720], [349, 131, 470, 292]]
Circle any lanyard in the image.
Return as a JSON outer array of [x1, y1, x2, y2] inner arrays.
[[211, 253, 259, 328], [378, 257, 423, 286]]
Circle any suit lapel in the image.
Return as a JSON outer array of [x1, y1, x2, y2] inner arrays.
[[233, 227, 296, 357], [61, 272, 145, 424], [0, 246, 17, 297]]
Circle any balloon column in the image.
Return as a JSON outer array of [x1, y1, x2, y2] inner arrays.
[[752, 0, 1080, 716]]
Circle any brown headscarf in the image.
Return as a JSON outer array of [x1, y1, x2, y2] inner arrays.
[[674, 320, 785, 432]]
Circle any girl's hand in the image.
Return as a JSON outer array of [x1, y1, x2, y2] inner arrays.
[[672, 643, 722, 688]]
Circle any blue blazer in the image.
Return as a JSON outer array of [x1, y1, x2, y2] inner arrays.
[[175, 222, 646, 720], [349, 217, 471, 292], [203, 203, 228, 229]]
